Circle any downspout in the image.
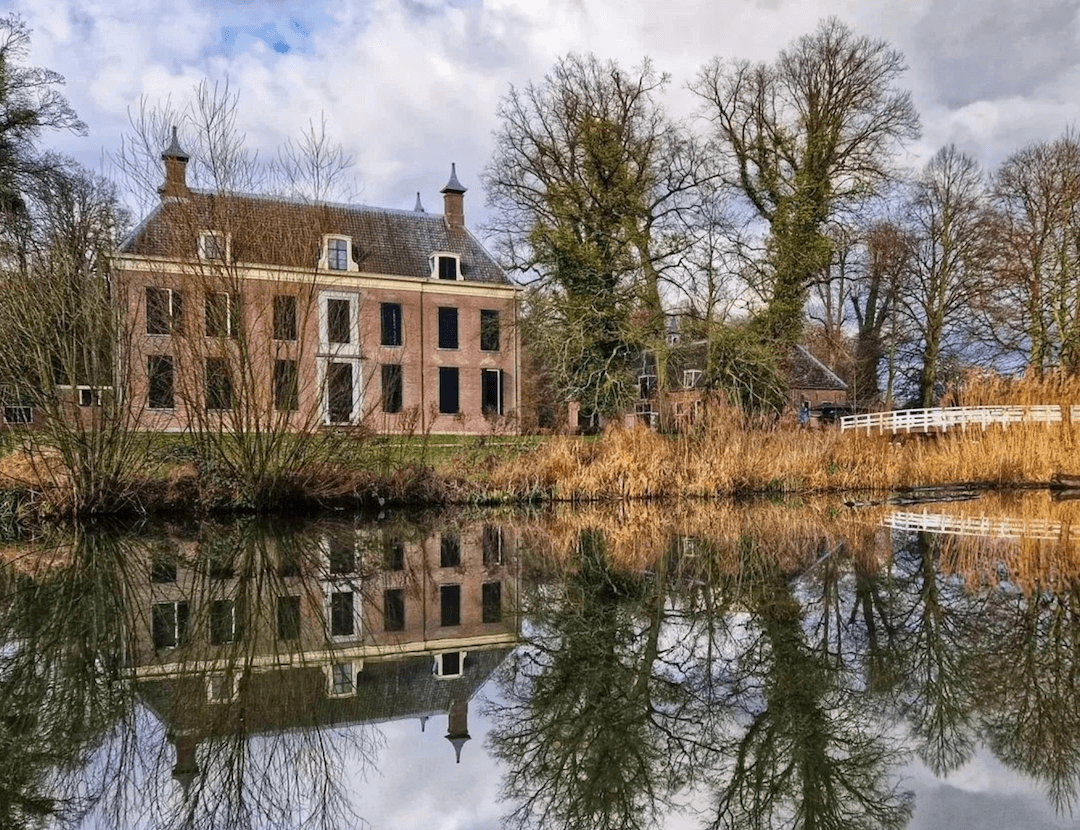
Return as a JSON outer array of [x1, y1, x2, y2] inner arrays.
[[420, 281, 427, 434], [514, 287, 522, 431]]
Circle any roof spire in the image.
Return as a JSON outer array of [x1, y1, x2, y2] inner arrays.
[[414, 191, 425, 212], [161, 126, 189, 161], [441, 163, 466, 195]]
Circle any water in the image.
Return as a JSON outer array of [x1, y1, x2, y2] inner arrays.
[[1, 496, 1078, 829]]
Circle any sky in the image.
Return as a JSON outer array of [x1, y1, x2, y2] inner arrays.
[[10, 0, 1080, 236]]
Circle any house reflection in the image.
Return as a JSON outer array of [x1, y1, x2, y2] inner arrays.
[[125, 519, 520, 797]]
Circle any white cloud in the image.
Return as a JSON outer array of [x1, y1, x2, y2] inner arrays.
[[12, 0, 1080, 226]]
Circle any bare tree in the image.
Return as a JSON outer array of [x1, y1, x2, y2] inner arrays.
[[693, 17, 920, 346], [986, 132, 1080, 374], [900, 146, 996, 407]]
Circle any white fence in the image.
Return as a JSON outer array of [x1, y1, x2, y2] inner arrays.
[[839, 405, 1080, 434], [884, 510, 1080, 542]]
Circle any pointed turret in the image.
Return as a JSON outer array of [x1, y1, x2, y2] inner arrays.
[[440, 163, 466, 230], [159, 126, 191, 200], [414, 192, 425, 212], [445, 698, 471, 763]]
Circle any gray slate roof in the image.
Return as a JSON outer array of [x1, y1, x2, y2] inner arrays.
[[119, 191, 510, 285], [137, 647, 513, 737]]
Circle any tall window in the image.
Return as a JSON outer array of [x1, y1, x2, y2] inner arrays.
[[327, 299, 351, 344], [147, 356, 174, 409], [205, 357, 233, 411], [437, 307, 458, 349], [482, 525, 503, 566], [274, 360, 298, 411], [381, 364, 402, 413], [326, 362, 355, 423], [481, 368, 502, 416], [381, 302, 402, 346], [152, 601, 189, 649], [480, 310, 500, 351], [326, 237, 349, 271], [146, 287, 182, 334], [205, 292, 240, 337], [383, 534, 404, 570], [273, 295, 297, 341], [384, 589, 405, 632], [209, 600, 240, 645], [440, 585, 461, 627], [440, 532, 461, 567], [439, 367, 459, 414], [329, 591, 356, 638], [277, 595, 301, 640], [482, 582, 502, 623]]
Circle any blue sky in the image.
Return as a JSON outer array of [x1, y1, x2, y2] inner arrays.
[[11, 0, 1080, 232]]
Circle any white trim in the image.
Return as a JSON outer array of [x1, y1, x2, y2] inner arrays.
[[429, 252, 461, 281], [324, 583, 362, 642], [206, 673, 239, 703], [318, 290, 361, 356], [319, 234, 358, 272], [114, 255, 521, 298], [433, 651, 467, 679], [318, 356, 363, 425], [325, 659, 363, 697], [198, 230, 230, 262]]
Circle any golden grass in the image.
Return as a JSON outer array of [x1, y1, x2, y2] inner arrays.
[[888, 490, 1080, 593], [513, 498, 891, 576], [491, 376, 1080, 500]]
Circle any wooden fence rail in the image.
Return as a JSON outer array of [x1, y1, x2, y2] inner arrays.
[[884, 510, 1078, 542], [839, 405, 1080, 435]]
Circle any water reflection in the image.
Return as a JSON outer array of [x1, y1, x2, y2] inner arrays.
[[0, 498, 1078, 828]]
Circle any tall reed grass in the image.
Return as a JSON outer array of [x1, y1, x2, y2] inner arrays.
[[492, 376, 1080, 501]]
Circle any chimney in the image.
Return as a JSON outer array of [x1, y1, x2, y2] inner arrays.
[[445, 698, 471, 763], [441, 163, 466, 231], [159, 126, 191, 200]]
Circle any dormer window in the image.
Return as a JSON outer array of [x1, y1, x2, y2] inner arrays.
[[198, 231, 227, 261], [430, 253, 460, 281], [434, 651, 466, 679], [683, 369, 703, 389], [321, 235, 356, 272]]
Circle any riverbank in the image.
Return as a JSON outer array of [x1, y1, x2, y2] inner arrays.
[[0, 414, 1075, 524]]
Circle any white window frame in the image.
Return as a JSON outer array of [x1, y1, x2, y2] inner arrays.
[[318, 290, 361, 356], [206, 673, 239, 703], [433, 651, 467, 679], [152, 600, 188, 650], [205, 291, 240, 338], [320, 532, 360, 576], [198, 230, 229, 262], [146, 286, 182, 335], [429, 252, 461, 281], [319, 235, 357, 272], [683, 369, 703, 389], [325, 659, 363, 697], [317, 356, 363, 425], [481, 368, 503, 416], [324, 582, 362, 642]]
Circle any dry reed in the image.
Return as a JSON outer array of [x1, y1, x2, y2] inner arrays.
[[492, 375, 1080, 500]]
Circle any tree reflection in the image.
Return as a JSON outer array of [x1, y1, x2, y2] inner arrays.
[[977, 579, 1080, 813], [706, 541, 913, 830], [490, 528, 707, 830]]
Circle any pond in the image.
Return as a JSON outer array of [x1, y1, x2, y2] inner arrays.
[[1, 494, 1078, 829]]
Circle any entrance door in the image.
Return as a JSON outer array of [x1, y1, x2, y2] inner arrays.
[[326, 362, 354, 424]]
